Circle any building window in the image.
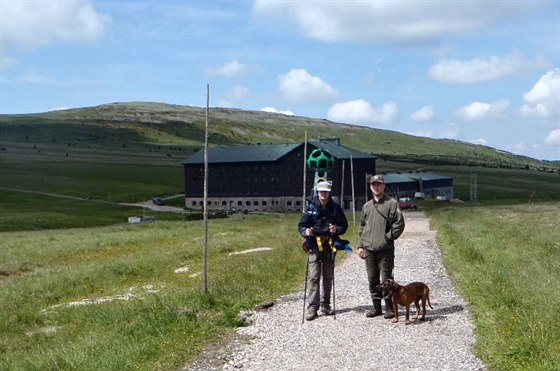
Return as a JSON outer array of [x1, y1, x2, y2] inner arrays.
[[246, 201, 251, 206], [254, 201, 259, 206], [222, 201, 227, 206], [287, 201, 292, 206], [262, 201, 267, 206], [237, 201, 242, 206], [192, 201, 197, 206]]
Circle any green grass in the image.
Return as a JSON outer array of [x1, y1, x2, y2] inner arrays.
[[2, 102, 558, 172], [2, 203, 559, 369], [429, 202, 560, 370], [1, 102, 559, 369], [1, 213, 341, 370], [0, 189, 186, 231], [0, 156, 183, 202], [0, 152, 186, 232]]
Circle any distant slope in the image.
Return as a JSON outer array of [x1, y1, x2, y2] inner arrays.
[[1, 101, 558, 171]]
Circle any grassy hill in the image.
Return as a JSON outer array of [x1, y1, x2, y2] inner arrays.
[[1, 101, 558, 171], [1, 102, 559, 232]]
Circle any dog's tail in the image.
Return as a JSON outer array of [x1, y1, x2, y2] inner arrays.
[[426, 290, 433, 309]]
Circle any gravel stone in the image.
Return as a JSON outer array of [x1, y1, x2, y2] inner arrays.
[[187, 211, 486, 371]]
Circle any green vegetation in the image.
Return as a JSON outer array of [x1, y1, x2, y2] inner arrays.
[[2, 102, 558, 171], [429, 203, 560, 371], [1, 206, 558, 370], [0, 190, 185, 231], [1, 102, 559, 369], [1, 213, 331, 370]]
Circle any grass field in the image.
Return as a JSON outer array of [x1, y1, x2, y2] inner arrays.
[[1, 204, 558, 370], [1, 104, 559, 369], [429, 202, 560, 371], [0, 213, 325, 370]]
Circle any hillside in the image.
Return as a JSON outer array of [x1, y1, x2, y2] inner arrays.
[[1, 101, 558, 171]]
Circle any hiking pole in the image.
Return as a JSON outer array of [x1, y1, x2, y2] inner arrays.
[[302, 254, 309, 324], [332, 251, 336, 320]]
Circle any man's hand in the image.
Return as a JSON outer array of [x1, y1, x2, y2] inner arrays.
[[357, 247, 366, 259], [328, 223, 336, 234], [305, 228, 314, 237]]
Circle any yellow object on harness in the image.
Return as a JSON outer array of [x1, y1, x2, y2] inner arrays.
[[315, 236, 334, 252]]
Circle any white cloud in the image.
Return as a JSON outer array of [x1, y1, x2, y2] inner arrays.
[[470, 138, 488, 145], [521, 69, 560, 119], [327, 99, 398, 126], [228, 85, 250, 100], [410, 106, 435, 122], [428, 54, 545, 84], [279, 69, 338, 102], [253, 1, 547, 44], [0, 0, 110, 48], [514, 142, 526, 151], [207, 59, 251, 79], [544, 129, 560, 145], [438, 125, 460, 139], [406, 129, 433, 138], [455, 100, 510, 121], [0, 53, 16, 70], [17, 74, 67, 85], [261, 107, 294, 116], [407, 124, 459, 139]]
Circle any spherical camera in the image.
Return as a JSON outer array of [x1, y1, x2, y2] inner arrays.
[[306, 148, 334, 172]]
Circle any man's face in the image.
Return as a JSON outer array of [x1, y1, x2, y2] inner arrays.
[[318, 191, 330, 203], [370, 182, 385, 197]]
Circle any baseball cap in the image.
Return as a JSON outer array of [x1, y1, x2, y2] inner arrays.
[[316, 181, 332, 192], [369, 175, 385, 184]]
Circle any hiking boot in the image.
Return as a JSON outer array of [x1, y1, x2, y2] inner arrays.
[[305, 309, 318, 321], [383, 310, 395, 319], [384, 299, 395, 319], [365, 307, 382, 318], [320, 305, 335, 316]]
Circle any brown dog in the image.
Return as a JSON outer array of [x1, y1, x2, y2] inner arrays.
[[378, 278, 433, 325]]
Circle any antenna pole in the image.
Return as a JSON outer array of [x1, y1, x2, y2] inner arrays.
[[302, 131, 308, 212], [203, 84, 209, 293]]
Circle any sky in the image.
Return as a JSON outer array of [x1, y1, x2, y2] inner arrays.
[[1, 0, 559, 161]]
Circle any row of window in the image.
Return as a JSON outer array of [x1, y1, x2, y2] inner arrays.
[[191, 200, 303, 207]]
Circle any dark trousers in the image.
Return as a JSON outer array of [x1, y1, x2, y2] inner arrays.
[[307, 251, 334, 310], [365, 248, 394, 305]]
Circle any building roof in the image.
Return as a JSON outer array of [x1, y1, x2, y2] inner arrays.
[[382, 171, 453, 184], [183, 140, 376, 164], [182, 143, 301, 164], [309, 140, 376, 160]]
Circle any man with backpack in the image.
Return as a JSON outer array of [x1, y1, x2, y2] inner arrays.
[[356, 174, 405, 319], [298, 180, 348, 321]]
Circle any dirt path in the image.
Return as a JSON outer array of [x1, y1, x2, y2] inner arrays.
[[187, 211, 486, 370]]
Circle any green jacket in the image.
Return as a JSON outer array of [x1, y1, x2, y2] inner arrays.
[[358, 194, 405, 252]]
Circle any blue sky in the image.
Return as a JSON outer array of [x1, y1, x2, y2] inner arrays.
[[1, 0, 559, 161]]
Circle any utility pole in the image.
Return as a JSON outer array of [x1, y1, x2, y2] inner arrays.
[[302, 131, 307, 212], [470, 173, 478, 202], [203, 84, 209, 293]]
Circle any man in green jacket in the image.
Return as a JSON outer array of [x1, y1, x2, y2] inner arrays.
[[357, 174, 405, 318]]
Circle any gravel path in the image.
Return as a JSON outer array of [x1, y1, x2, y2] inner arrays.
[[187, 211, 486, 371]]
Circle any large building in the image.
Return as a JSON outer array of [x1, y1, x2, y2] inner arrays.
[[182, 139, 377, 212], [182, 140, 454, 212], [382, 171, 454, 201]]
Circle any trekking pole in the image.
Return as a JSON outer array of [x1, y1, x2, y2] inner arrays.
[[332, 251, 336, 320], [302, 254, 309, 324]]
